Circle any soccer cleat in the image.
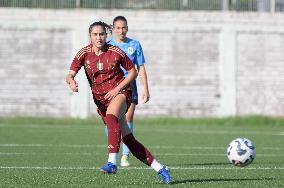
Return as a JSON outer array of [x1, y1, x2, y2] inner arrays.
[[120, 155, 130, 167], [157, 166, 171, 184], [100, 162, 117, 174]]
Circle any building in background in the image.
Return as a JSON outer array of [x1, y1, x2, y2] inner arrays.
[[0, 0, 284, 118]]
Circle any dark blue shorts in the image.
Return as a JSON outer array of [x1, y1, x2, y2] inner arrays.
[[130, 80, 138, 105]]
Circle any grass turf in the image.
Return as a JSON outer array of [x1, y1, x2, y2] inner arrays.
[[0, 116, 283, 187]]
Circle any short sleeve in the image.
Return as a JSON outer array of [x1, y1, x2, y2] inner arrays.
[[135, 42, 145, 66], [69, 49, 86, 73], [121, 54, 134, 72]]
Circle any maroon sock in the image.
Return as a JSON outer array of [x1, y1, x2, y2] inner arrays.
[[122, 133, 154, 166], [105, 114, 121, 153]]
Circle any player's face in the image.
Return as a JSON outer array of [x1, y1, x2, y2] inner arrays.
[[113, 20, 128, 41], [89, 25, 107, 49]]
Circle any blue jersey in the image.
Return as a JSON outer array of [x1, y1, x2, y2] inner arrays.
[[108, 37, 145, 76]]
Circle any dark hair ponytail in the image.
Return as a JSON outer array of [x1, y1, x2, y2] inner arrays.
[[89, 21, 112, 34]]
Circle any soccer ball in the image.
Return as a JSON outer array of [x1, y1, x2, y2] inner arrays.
[[227, 137, 256, 167]]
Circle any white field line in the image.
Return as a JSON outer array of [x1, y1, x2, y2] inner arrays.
[[0, 125, 101, 129], [0, 144, 283, 151], [138, 129, 284, 136], [0, 124, 283, 136], [0, 152, 94, 156], [0, 152, 282, 157], [0, 144, 105, 148], [0, 166, 283, 170]]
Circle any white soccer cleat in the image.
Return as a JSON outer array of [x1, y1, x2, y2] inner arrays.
[[120, 155, 130, 167]]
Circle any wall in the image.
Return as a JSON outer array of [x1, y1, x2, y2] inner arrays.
[[1, 8, 284, 117]]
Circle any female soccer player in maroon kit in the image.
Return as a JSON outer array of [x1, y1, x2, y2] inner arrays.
[[66, 21, 171, 184]]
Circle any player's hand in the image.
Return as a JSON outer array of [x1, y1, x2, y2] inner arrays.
[[68, 80, 78, 92], [105, 87, 120, 100], [142, 90, 150, 103]]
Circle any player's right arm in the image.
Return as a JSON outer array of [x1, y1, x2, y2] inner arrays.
[[66, 45, 90, 92], [66, 70, 78, 92]]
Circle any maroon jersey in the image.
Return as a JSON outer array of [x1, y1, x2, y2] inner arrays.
[[70, 44, 134, 111]]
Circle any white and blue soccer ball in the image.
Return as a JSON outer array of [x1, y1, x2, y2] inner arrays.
[[227, 137, 256, 167]]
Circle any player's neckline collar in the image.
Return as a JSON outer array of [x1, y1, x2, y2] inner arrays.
[[91, 44, 107, 56], [115, 37, 129, 44]]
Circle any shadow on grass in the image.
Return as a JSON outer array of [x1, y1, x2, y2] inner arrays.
[[170, 177, 275, 185], [190, 162, 231, 166], [170, 162, 232, 167]]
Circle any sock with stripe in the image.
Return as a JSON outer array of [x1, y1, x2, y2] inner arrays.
[[105, 114, 121, 154]]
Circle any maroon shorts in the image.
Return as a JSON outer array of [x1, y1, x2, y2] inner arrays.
[[95, 90, 132, 125]]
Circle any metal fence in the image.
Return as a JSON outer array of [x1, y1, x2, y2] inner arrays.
[[0, 0, 283, 12]]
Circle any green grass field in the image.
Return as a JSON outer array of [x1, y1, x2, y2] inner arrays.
[[0, 116, 283, 187]]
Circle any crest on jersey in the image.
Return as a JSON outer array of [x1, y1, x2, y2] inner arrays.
[[127, 47, 134, 55], [97, 62, 103, 70]]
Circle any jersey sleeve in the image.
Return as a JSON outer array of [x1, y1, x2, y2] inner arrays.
[[134, 42, 145, 66], [69, 49, 86, 73], [121, 54, 134, 71]]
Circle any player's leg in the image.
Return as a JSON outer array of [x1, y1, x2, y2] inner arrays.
[[121, 103, 135, 166], [119, 116, 171, 184], [121, 80, 138, 166], [100, 94, 127, 174], [101, 94, 171, 184]]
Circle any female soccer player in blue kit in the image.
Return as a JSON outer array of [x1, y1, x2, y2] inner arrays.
[[107, 16, 150, 167]]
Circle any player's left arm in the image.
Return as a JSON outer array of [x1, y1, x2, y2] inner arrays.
[[104, 67, 137, 101], [104, 54, 138, 101], [137, 64, 150, 103], [136, 42, 150, 103]]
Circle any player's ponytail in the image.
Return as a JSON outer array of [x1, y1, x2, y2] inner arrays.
[[89, 21, 112, 34]]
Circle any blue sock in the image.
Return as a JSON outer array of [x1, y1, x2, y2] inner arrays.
[[122, 122, 133, 156], [105, 126, 108, 136]]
